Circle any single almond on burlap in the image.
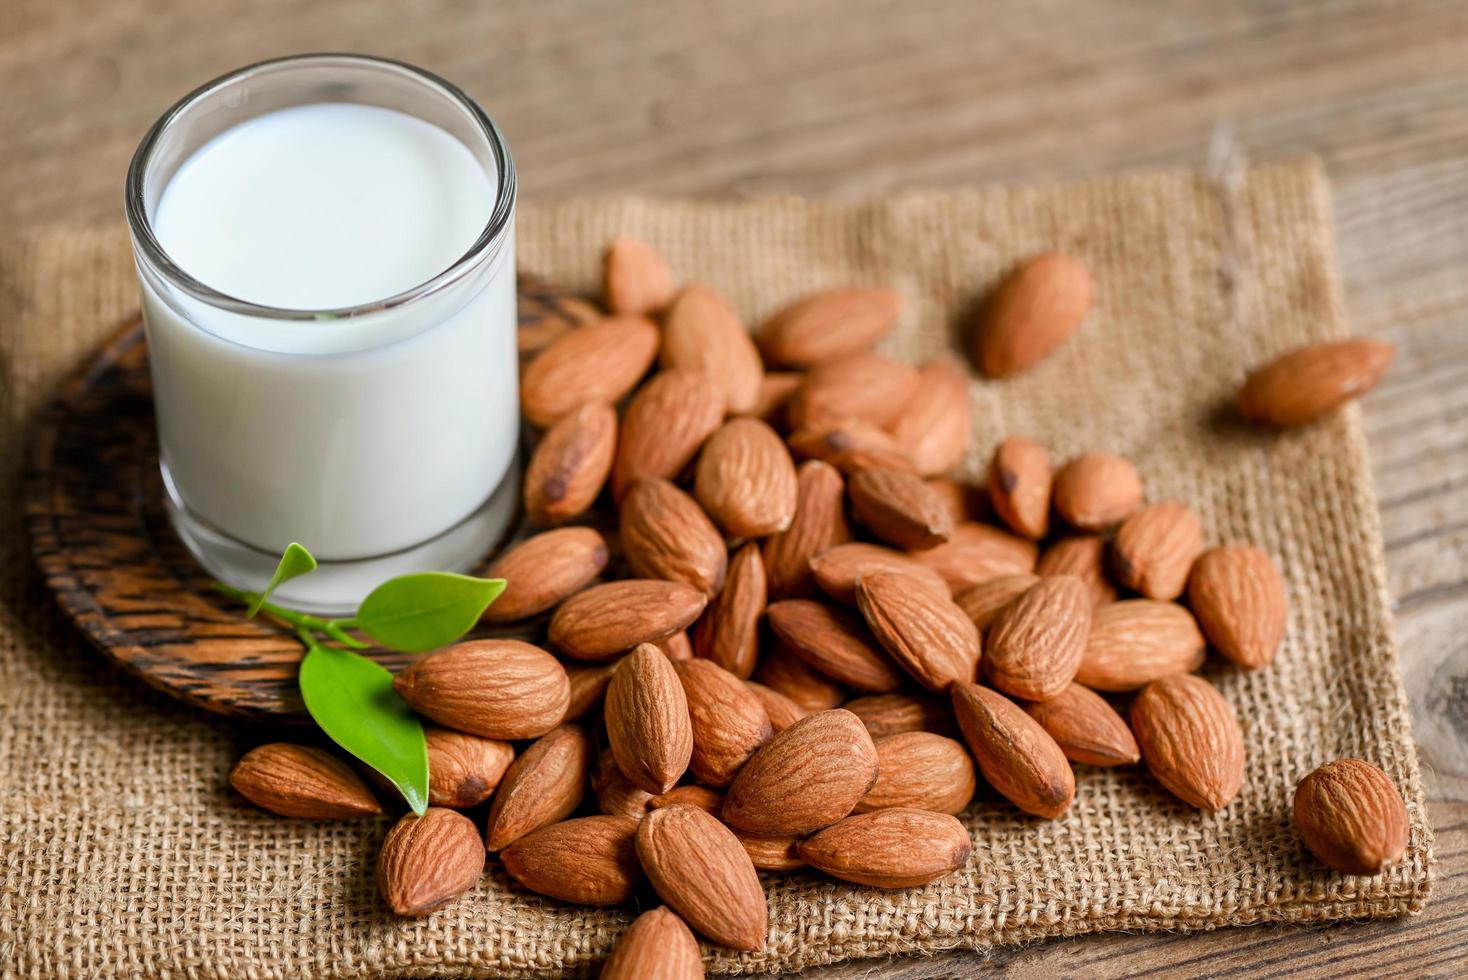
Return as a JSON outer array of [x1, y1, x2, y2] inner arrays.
[[229, 743, 381, 819], [843, 692, 959, 740], [661, 283, 764, 414], [649, 784, 726, 816], [1022, 682, 1139, 767], [722, 709, 879, 836], [745, 681, 809, 733], [790, 352, 920, 429], [1294, 758, 1409, 876], [987, 437, 1052, 539], [657, 631, 694, 661], [605, 644, 694, 794], [517, 272, 600, 362], [1075, 599, 1206, 691], [910, 522, 1038, 592], [984, 576, 1091, 701], [593, 749, 654, 819], [787, 417, 906, 467], [424, 728, 515, 809], [620, 478, 728, 596], [564, 662, 617, 720], [612, 368, 728, 500], [753, 371, 803, 425], [1111, 501, 1205, 600], [856, 572, 982, 692], [482, 527, 609, 623], [637, 803, 768, 951], [766, 599, 904, 693], [927, 477, 985, 526], [762, 460, 849, 600], [549, 580, 708, 661], [972, 252, 1093, 378], [757, 287, 902, 368], [955, 573, 1040, 632], [691, 542, 766, 678], [393, 640, 570, 740], [951, 681, 1074, 819], [1237, 339, 1395, 428], [799, 807, 972, 888], [523, 400, 617, 525], [1052, 453, 1143, 531], [856, 732, 976, 814], [377, 807, 485, 917], [884, 359, 972, 476], [674, 658, 773, 786], [485, 724, 593, 850], [600, 906, 705, 980], [848, 466, 955, 550], [751, 645, 848, 710], [1131, 674, 1244, 810], [501, 814, 644, 906], [603, 236, 675, 315], [694, 417, 799, 538], [1037, 535, 1118, 607], [520, 315, 660, 428], [1188, 544, 1287, 669], [735, 830, 806, 872]]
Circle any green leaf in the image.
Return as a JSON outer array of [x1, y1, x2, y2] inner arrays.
[[354, 573, 507, 653], [247, 542, 317, 617], [299, 640, 428, 815]]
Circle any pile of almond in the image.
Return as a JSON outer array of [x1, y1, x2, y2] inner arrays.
[[228, 240, 1408, 975]]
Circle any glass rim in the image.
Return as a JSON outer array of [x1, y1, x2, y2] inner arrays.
[[124, 52, 516, 321]]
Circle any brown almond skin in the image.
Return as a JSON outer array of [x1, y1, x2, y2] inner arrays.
[[1131, 674, 1245, 810], [745, 681, 810, 733], [691, 542, 766, 678], [549, 580, 708, 661], [518, 272, 598, 362], [1052, 453, 1143, 531], [1075, 600, 1206, 692], [482, 527, 609, 623], [620, 478, 728, 596], [393, 640, 570, 740], [637, 804, 768, 951], [885, 359, 972, 477], [955, 573, 1041, 633], [849, 466, 955, 550], [825, 445, 920, 476], [763, 460, 851, 600], [377, 808, 485, 917], [694, 417, 799, 538], [500, 815, 643, 906], [600, 906, 705, 980], [753, 371, 803, 425], [649, 784, 726, 816], [987, 437, 1052, 539], [1294, 758, 1410, 875], [951, 681, 1075, 819], [605, 644, 694, 794], [722, 709, 879, 836], [612, 368, 728, 500], [1037, 535, 1119, 607], [592, 749, 654, 819], [799, 808, 972, 888], [229, 744, 381, 819], [564, 662, 617, 720], [787, 417, 906, 467], [674, 658, 773, 786], [661, 283, 764, 415], [735, 830, 806, 872], [856, 572, 982, 692], [984, 576, 1091, 701], [1023, 682, 1140, 767], [910, 522, 1038, 592], [927, 477, 986, 526], [485, 724, 593, 851], [810, 542, 950, 605], [973, 252, 1093, 378], [520, 315, 660, 428], [856, 732, 976, 814], [604, 236, 675, 315], [1238, 339, 1395, 428], [424, 728, 515, 809], [843, 692, 959, 740], [523, 400, 617, 525], [758, 287, 902, 368], [1188, 544, 1287, 669], [657, 631, 694, 661], [766, 600, 905, 693], [751, 645, 848, 711], [791, 352, 920, 429], [1111, 501, 1205, 600]]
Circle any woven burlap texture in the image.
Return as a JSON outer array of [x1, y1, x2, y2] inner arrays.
[[0, 159, 1433, 979]]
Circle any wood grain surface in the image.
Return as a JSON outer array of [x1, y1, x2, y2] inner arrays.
[[3, 1, 1465, 976]]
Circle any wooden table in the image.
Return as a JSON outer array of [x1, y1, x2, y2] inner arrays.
[[3, 1, 1463, 974]]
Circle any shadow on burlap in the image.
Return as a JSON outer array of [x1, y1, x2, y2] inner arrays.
[[0, 159, 1432, 978]]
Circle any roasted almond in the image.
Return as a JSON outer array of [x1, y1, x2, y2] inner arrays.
[[1037, 535, 1118, 607], [986, 437, 1052, 539], [424, 727, 515, 809], [377, 808, 485, 917], [751, 645, 848, 711], [1130, 674, 1244, 810], [884, 359, 972, 476], [849, 466, 955, 550], [954, 573, 1041, 632], [485, 724, 593, 851], [790, 352, 919, 429], [393, 640, 570, 740], [1111, 501, 1205, 600], [661, 283, 764, 414], [758, 287, 902, 368], [766, 599, 904, 693], [649, 784, 726, 816], [637, 804, 768, 951], [984, 576, 1091, 701], [693, 417, 799, 538], [600, 906, 705, 980], [1052, 453, 1143, 531], [910, 522, 1038, 592], [675, 658, 773, 786], [734, 830, 806, 872], [564, 662, 617, 720], [1293, 758, 1409, 875], [501, 815, 643, 905], [745, 681, 809, 733], [762, 460, 850, 600], [482, 527, 609, 623], [843, 692, 958, 740], [549, 580, 708, 661], [951, 681, 1074, 819], [612, 368, 728, 500], [1238, 339, 1395, 427], [1075, 600, 1206, 691], [620, 478, 728, 596], [856, 732, 976, 815], [605, 644, 694, 794], [523, 400, 617, 525], [604, 236, 675, 315], [855, 572, 982, 692], [809, 542, 950, 605], [592, 748, 654, 819], [972, 252, 1093, 378], [691, 542, 766, 678], [1022, 682, 1139, 767], [229, 743, 381, 819], [1188, 544, 1287, 670], [798, 808, 972, 888], [520, 315, 660, 428]]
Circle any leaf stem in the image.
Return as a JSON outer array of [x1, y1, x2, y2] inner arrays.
[[212, 582, 347, 640]]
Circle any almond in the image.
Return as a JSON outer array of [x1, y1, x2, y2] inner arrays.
[[745, 681, 809, 733], [799, 808, 972, 888], [520, 315, 660, 428], [1111, 501, 1205, 600], [661, 283, 764, 414], [927, 477, 985, 526], [972, 252, 1093, 377], [1294, 758, 1409, 875], [693, 417, 799, 537], [1075, 600, 1206, 691], [1188, 544, 1287, 670], [649, 784, 726, 816], [787, 417, 907, 467], [763, 460, 850, 603], [950, 681, 1074, 819], [766, 599, 904, 692], [856, 732, 976, 815], [603, 236, 675, 315], [600, 906, 705, 980], [393, 640, 569, 740], [424, 727, 515, 809], [691, 542, 766, 678], [723, 709, 879, 836], [809, 542, 950, 605], [884, 359, 972, 476], [637, 804, 768, 951], [758, 287, 902, 368], [612, 369, 728, 500], [517, 272, 599, 362], [1037, 535, 1118, 607], [549, 580, 709, 661], [984, 576, 1091, 701], [986, 437, 1052, 539], [620, 478, 728, 596], [1238, 339, 1395, 427], [564, 662, 617, 720], [657, 631, 694, 661], [955, 573, 1041, 632], [843, 692, 958, 740], [377, 808, 485, 916], [826, 445, 922, 476], [753, 371, 803, 425], [523, 400, 617, 525], [501, 815, 643, 905], [605, 644, 694, 794], [734, 830, 806, 872], [855, 572, 982, 692], [1052, 453, 1143, 531], [229, 743, 381, 819], [482, 527, 609, 623], [751, 645, 848, 711], [674, 658, 773, 786], [1130, 674, 1244, 810], [790, 352, 920, 429], [593, 749, 654, 819], [485, 724, 593, 850], [910, 522, 1038, 592], [1022, 682, 1139, 767], [848, 466, 955, 550]]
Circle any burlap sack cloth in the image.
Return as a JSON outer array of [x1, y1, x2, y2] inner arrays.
[[0, 159, 1434, 978]]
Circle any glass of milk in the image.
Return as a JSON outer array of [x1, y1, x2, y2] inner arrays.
[[125, 54, 519, 613]]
